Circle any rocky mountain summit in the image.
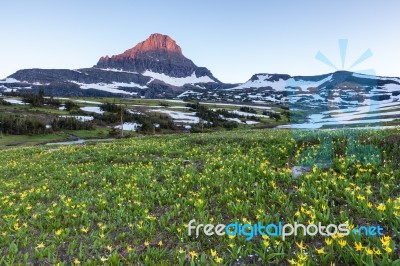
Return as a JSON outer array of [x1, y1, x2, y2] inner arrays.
[[96, 33, 217, 79]]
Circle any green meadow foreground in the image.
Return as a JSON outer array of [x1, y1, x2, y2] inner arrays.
[[0, 129, 399, 265]]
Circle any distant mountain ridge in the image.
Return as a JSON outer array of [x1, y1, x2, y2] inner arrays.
[[1, 34, 400, 106]]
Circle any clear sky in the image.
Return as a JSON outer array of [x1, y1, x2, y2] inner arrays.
[[0, 1, 399, 83]]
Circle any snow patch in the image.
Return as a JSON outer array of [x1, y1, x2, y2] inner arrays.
[[152, 109, 200, 124], [3, 98, 27, 105], [229, 75, 333, 92], [230, 110, 269, 118], [32, 82, 50, 86], [245, 121, 260, 125], [219, 115, 260, 125], [128, 110, 144, 115], [142, 70, 215, 87], [0, 78, 20, 84], [115, 122, 141, 131], [80, 106, 104, 114], [177, 90, 202, 98], [162, 99, 187, 103], [95, 68, 139, 74], [70, 81, 144, 95], [59, 115, 94, 122]]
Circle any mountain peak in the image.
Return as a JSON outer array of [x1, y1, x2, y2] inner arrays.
[[140, 33, 182, 54], [95, 33, 218, 79], [99, 33, 182, 62]]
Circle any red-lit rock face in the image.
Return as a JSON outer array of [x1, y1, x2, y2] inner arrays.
[[99, 33, 182, 62]]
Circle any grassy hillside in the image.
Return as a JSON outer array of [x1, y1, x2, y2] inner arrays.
[[0, 129, 399, 265]]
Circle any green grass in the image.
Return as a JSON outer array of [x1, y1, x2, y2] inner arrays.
[[0, 134, 69, 149], [0, 128, 399, 265], [64, 128, 111, 139], [31, 107, 69, 115], [0, 104, 32, 112], [0, 102, 67, 115], [0, 129, 111, 149]]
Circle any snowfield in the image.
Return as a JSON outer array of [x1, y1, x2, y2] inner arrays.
[[143, 71, 215, 87], [70, 81, 143, 95], [95, 68, 139, 74], [127, 110, 144, 115], [228, 74, 333, 91], [80, 106, 104, 114], [3, 99, 27, 105], [0, 78, 20, 83], [115, 123, 141, 131], [229, 110, 269, 118], [59, 115, 94, 122], [151, 109, 200, 124], [177, 90, 203, 98], [160, 99, 187, 104], [218, 115, 260, 125]]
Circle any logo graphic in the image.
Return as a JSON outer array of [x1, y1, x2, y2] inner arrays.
[[288, 39, 381, 167], [315, 39, 373, 71], [187, 220, 384, 241]]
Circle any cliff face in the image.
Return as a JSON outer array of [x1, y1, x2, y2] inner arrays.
[[99, 33, 183, 60], [95, 33, 213, 78]]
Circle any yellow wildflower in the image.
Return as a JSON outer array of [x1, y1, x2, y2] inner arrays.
[[315, 247, 326, 254], [384, 246, 393, 253], [354, 242, 363, 251], [376, 203, 386, 211], [189, 250, 198, 260], [296, 241, 306, 251], [338, 239, 347, 248], [178, 247, 185, 254], [366, 248, 374, 255], [215, 256, 223, 263]]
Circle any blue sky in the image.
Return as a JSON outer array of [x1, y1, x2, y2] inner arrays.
[[0, 1, 399, 83]]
